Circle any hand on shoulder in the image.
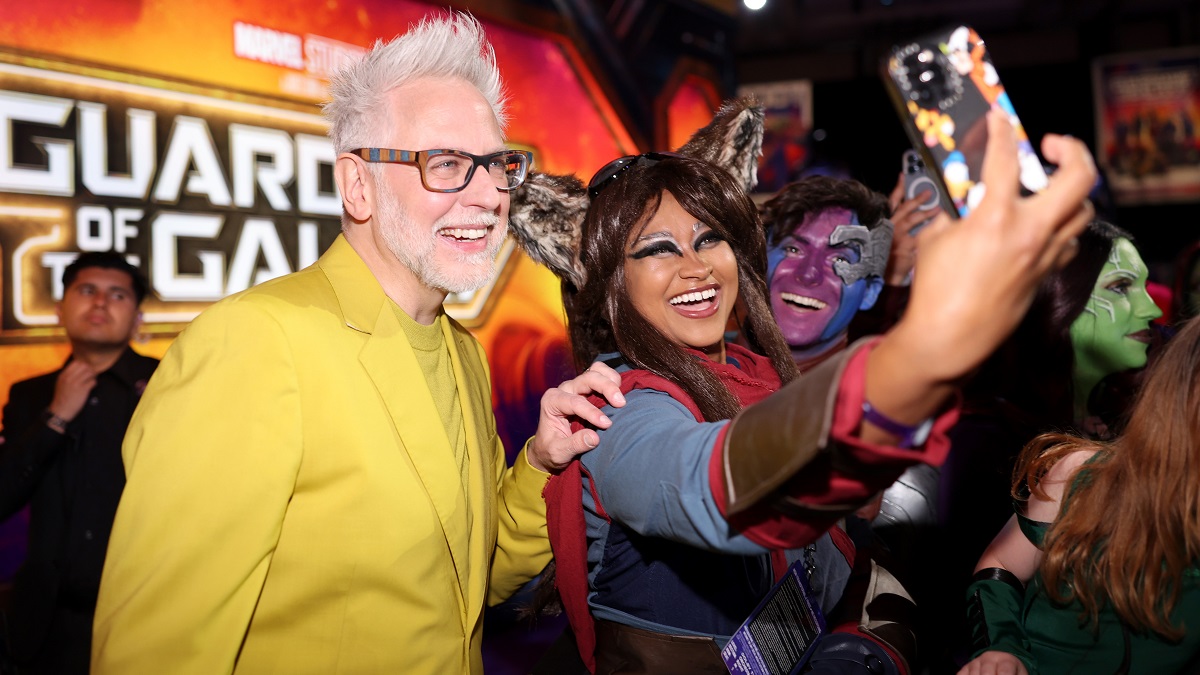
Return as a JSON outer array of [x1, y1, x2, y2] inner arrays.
[[527, 362, 625, 473]]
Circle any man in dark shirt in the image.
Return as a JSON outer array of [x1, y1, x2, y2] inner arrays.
[[0, 251, 158, 674]]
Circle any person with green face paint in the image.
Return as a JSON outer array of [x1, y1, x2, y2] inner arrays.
[[922, 221, 1164, 674], [1068, 236, 1162, 427]]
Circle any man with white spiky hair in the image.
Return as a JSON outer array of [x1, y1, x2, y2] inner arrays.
[[92, 12, 622, 674]]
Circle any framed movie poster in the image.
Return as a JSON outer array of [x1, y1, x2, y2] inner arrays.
[[1093, 48, 1200, 205]]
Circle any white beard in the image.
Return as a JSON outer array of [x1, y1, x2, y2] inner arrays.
[[375, 178, 506, 294]]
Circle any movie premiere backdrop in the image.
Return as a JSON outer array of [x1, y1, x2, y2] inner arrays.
[[1093, 47, 1200, 205], [0, 0, 722, 573]]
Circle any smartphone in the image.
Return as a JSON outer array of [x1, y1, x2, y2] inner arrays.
[[882, 25, 1049, 217], [902, 149, 940, 235]]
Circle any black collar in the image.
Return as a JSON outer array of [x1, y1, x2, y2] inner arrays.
[[64, 347, 145, 388]]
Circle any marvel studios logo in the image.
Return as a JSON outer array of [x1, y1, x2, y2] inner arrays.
[[233, 21, 365, 78]]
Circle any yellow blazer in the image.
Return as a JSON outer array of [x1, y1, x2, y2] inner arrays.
[[93, 235, 552, 674]]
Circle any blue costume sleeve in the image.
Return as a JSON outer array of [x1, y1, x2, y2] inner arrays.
[[579, 388, 767, 555]]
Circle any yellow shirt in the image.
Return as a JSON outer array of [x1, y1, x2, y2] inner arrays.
[[394, 305, 467, 484]]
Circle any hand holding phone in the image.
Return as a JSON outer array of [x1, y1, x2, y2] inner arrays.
[[882, 25, 1049, 217]]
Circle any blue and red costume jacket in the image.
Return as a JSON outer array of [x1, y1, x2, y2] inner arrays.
[[544, 341, 958, 673]]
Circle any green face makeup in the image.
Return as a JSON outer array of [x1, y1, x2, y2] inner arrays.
[[1070, 238, 1163, 391]]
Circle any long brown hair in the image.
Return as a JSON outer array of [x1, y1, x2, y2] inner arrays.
[[564, 155, 799, 421], [1015, 316, 1200, 639]]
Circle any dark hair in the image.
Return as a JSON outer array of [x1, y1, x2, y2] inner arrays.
[[1170, 240, 1200, 325], [63, 251, 149, 304], [564, 156, 799, 422], [760, 175, 890, 246], [969, 220, 1131, 428]]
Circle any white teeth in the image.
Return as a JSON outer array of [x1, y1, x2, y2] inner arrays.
[[442, 228, 487, 240], [669, 288, 717, 305], [780, 293, 827, 310]]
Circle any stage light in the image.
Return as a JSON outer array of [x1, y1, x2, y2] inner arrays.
[[744, 0, 767, 10]]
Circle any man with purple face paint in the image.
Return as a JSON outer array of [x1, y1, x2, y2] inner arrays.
[[762, 177, 893, 372], [758, 175, 923, 668]]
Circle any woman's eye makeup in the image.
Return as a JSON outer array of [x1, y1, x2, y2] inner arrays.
[[630, 240, 682, 259], [628, 226, 722, 260], [696, 230, 724, 248], [1103, 274, 1135, 296]]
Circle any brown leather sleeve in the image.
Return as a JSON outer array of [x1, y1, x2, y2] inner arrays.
[[721, 345, 851, 514]]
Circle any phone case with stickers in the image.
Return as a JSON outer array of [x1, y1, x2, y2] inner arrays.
[[882, 25, 1049, 218]]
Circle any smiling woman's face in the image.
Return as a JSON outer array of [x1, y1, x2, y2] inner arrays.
[[1070, 237, 1163, 382], [623, 191, 739, 362]]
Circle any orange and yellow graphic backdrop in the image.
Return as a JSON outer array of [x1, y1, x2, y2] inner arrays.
[[664, 71, 722, 152]]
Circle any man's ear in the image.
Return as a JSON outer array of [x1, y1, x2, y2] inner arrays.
[[859, 276, 884, 311], [129, 311, 144, 343], [334, 154, 372, 222]]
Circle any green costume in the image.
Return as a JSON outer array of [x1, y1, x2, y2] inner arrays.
[[967, 462, 1200, 674]]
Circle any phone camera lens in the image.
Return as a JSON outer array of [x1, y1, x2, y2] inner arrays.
[[899, 48, 961, 110]]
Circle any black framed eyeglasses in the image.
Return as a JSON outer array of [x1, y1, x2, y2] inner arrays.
[[587, 151, 683, 199], [350, 148, 534, 193]]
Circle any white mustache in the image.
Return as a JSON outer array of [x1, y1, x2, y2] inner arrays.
[[434, 212, 502, 232]]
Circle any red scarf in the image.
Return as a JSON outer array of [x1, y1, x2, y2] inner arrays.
[[543, 344, 781, 672]]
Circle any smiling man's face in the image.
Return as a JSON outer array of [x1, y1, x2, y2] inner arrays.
[[767, 207, 878, 358]]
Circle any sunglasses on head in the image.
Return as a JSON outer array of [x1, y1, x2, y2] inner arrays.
[[586, 151, 685, 199]]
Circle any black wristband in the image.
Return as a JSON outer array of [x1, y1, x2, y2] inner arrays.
[[41, 409, 69, 435]]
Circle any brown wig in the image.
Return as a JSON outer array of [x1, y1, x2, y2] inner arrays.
[[759, 175, 890, 245], [564, 155, 799, 422], [1015, 315, 1200, 639]]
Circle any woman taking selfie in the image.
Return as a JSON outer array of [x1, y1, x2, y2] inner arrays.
[[509, 100, 1097, 675]]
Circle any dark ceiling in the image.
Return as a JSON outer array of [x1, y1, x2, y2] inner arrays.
[[491, 0, 1197, 147], [733, 0, 1199, 84], [471, 0, 1199, 262]]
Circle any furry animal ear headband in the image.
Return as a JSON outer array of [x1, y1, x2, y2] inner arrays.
[[507, 96, 764, 289]]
